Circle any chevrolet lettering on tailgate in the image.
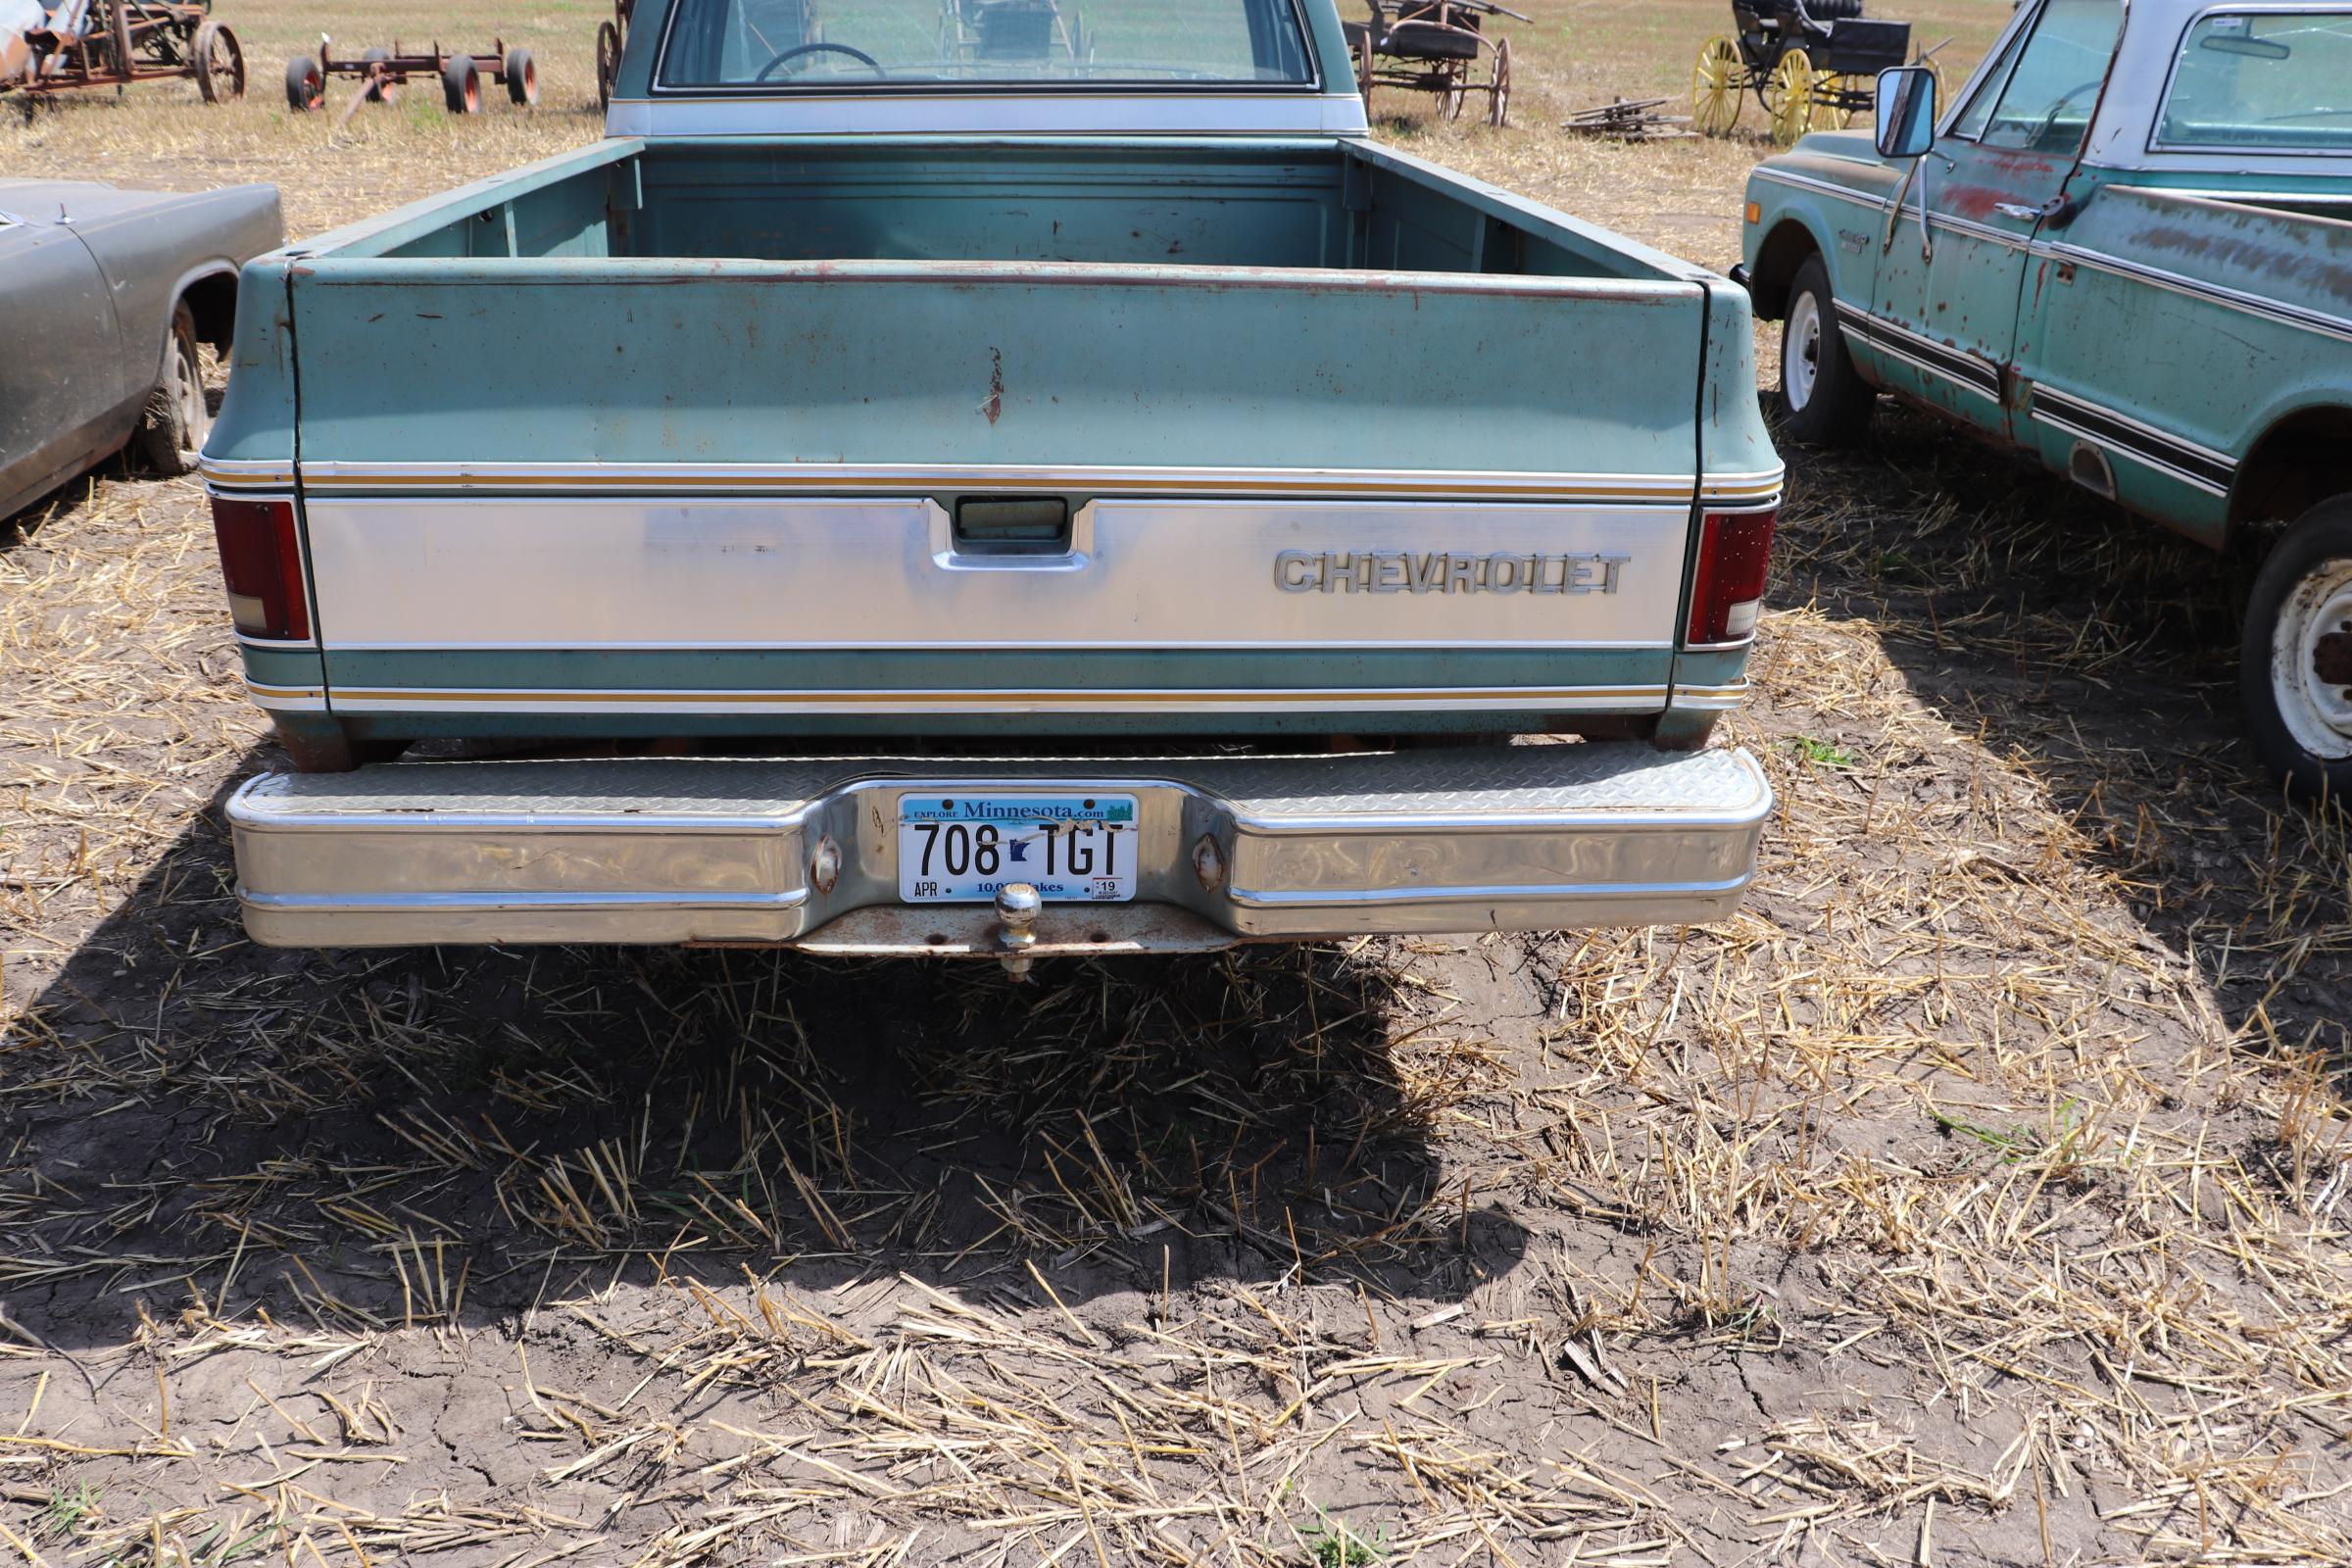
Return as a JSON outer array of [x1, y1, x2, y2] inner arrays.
[[1275, 550, 1632, 595]]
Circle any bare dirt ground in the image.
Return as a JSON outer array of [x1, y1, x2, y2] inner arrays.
[[6, 3, 2352, 1565]]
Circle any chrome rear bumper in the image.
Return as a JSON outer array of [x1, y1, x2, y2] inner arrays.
[[225, 744, 1773, 953]]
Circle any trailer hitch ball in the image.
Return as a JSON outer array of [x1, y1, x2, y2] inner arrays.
[[994, 882, 1042, 979]]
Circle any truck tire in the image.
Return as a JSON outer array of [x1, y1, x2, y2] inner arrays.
[[1777, 254, 1875, 447], [2241, 495, 2352, 802], [133, 303, 208, 477]]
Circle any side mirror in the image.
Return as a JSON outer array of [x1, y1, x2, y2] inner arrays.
[[1874, 65, 1937, 159]]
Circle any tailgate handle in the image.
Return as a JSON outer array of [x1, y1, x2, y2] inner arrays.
[[953, 498, 1070, 557]]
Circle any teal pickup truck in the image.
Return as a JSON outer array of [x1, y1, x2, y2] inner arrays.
[[200, 0, 1781, 963], [1739, 0, 2352, 798]]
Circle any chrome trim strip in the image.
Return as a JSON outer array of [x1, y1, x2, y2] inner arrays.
[[2127, 185, 2352, 209], [2028, 407, 2231, 497], [1669, 680, 1749, 711], [283, 460, 1781, 505], [326, 640, 1680, 653], [1835, 304, 2003, 401], [245, 680, 328, 712], [1750, 168, 1896, 209], [604, 92, 1371, 138], [1229, 871, 1756, 908], [320, 685, 1676, 715], [200, 459, 297, 488], [2034, 238, 2352, 347], [2030, 385, 2238, 472], [1930, 211, 2032, 251]]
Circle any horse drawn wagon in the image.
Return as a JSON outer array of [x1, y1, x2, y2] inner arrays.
[[1692, 0, 1926, 145], [1346, 0, 1521, 127]]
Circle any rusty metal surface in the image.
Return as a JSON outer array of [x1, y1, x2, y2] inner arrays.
[[2318, 631, 2352, 688], [0, 0, 238, 100], [293, 37, 535, 121]]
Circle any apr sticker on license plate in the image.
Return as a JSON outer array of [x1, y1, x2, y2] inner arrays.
[[897, 794, 1139, 904]]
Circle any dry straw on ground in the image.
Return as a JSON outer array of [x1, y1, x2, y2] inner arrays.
[[5, 1, 2351, 1564]]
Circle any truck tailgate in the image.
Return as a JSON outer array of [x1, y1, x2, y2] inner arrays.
[[276, 256, 1753, 733]]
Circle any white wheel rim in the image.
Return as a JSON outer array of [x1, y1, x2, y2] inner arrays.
[[1785, 289, 1822, 413], [2272, 558, 2352, 761]]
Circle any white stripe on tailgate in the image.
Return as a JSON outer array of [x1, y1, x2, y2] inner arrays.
[[302, 496, 1695, 652]]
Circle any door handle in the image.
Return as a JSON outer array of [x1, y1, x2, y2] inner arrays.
[[1993, 196, 2083, 228]]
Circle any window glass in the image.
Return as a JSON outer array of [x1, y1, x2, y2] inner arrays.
[[1949, 11, 2033, 140], [2157, 11, 2352, 150], [1977, 0, 2123, 152], [659, 0, 1316, 88]]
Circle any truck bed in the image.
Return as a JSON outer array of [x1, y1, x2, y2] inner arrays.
[[207, 135, 1774, 750]]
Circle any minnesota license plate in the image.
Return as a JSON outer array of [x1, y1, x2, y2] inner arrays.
[[897, 794, 1139, 904]]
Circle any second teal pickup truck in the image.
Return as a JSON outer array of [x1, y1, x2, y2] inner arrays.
[[199, 0, 1781, 963], [1740, 0, 2352, 799]]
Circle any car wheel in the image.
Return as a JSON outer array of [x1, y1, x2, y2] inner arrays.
[[134, 303, 209, 478], [2241, 494, 2352, 803], [1777, 254, 1875, 447], [505, 48, 539, 107]]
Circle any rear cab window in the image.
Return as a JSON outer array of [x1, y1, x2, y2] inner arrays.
[[2155, 10, 2352, 151], [656, 0, 1319, 88]]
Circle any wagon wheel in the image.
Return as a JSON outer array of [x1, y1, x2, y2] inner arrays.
[[1353, 39, 1374, 113], [596, 20, 622, 109], [191, 20, 243, 102], [1769, 47, 1816, 145], [1813, 71, 1854, 129], [1437, 60, 1465, 121], [1690, 34, 1742, 136], [1486, 33, 1509, 128]]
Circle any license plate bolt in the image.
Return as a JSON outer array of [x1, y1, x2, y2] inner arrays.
[[810, 834, 843, 895]]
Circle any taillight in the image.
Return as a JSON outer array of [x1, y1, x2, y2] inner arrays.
[[209, 496, 310, 641], [1686, 509, 1776, 647]]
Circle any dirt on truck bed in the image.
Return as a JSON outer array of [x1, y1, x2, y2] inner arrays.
[[5, 3, 2352, 1562]]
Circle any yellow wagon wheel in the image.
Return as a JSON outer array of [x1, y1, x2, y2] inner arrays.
[[1817, 70, 1855, 129], [1690, 34, 1742, 136], [1769, 47, 1816, 145]]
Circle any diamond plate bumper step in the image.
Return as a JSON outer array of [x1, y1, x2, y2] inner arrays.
[[226, 743, 1773, 952]]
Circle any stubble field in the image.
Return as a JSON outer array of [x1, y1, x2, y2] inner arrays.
[[7, 2, 2352, 1565]]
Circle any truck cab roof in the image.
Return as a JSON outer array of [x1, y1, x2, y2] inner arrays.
[[1952, 0, 2352, 181]]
